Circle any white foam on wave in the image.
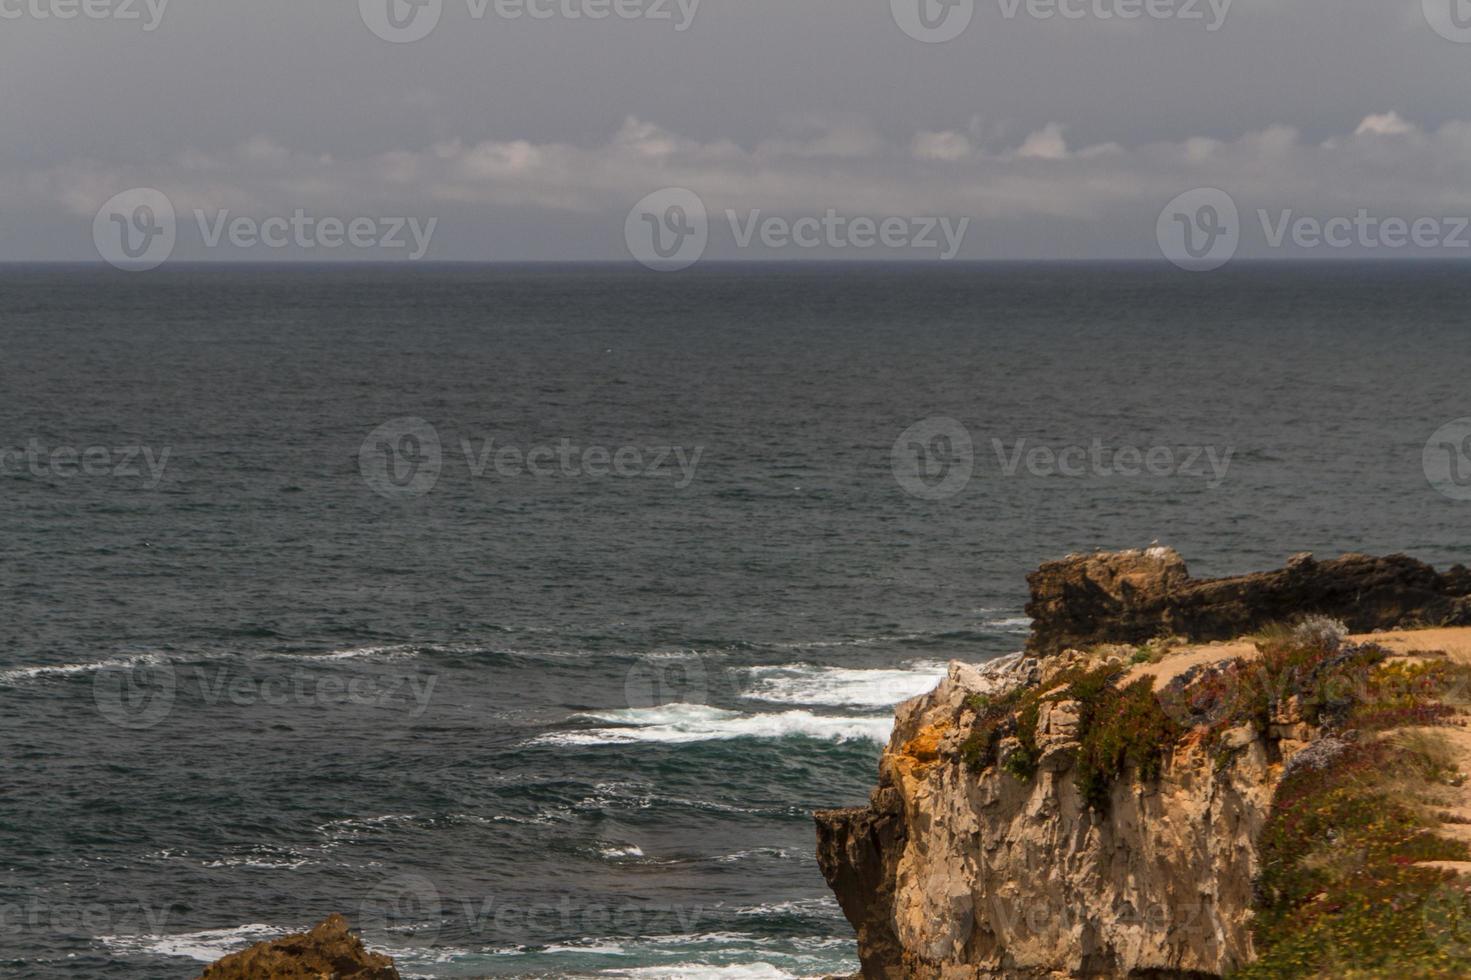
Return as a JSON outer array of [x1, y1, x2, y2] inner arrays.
[[739, 661, 947, 708], [0, 652, 164, 686], [609, 965, 796, 979], [985, 616, 1032, 632], [534, 704, 892, 747], [711, 847, 797, 864], [99, 923, 286, 962], [200, 844, 313, 870], [279, 644, 421, 662]]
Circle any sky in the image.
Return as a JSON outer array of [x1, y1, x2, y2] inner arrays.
[[5, 0, 1471, 263]]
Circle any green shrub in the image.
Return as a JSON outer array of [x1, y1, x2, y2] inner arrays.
[[1074, 676, 1181, 811]]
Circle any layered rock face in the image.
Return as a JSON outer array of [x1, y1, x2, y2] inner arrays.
[[816, 549, 1471, 979], [817, 656, 1275, 979], [195, 914, 399, 979], [1025, 548, 1471, 655]]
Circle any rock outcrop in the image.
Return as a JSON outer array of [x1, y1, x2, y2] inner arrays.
[[817, 655, 1275, 979], [816, 549, 1471, 979], [195, 914, 399, 979], [1025, 548, 1471, 655]]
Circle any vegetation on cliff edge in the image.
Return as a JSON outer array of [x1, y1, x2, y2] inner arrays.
[[958, 617, 1471, 976]]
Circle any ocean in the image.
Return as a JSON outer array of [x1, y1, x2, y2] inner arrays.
[[1, 262, 1467, 978]]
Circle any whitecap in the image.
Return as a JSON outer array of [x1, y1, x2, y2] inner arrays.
[[739, 661, 947, 708], [0, 652, 164, 686], [533, 704, 891, 747], [609, 964, 796, 979], [99, 923, 286, 962], [711, 847, 796, 864], [276, 644, 421, 662], [544, 941, 630, 955]]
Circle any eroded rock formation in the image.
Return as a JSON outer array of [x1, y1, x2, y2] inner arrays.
[[817, 655, 1277, 979], [816, 549, 1471, 979], [195, 914, 399, 979], [1025, 548, 1471, 655]]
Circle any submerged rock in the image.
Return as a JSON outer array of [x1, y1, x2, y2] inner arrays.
[[1025, 547, 1471, 654], [195, 914, 399, 979]]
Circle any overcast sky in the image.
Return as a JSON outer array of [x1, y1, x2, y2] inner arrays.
[[5, 0, 1471, 262]]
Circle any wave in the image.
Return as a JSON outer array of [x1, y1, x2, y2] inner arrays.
[[609, 965, 798, 979], [278, 644, 422, 662], [461, 929, 854, 979], [533, 704, 892, 747], [0, 652, 165, 686], [99, 923, 285, 962], [711, 847, 798, 864], [200, 844, 313, 871], [738, 661, 947, 708]]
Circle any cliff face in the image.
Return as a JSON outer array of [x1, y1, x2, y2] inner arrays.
[[1025, 548, 1471, 656], [816, 550, 1471, 979], [817, 656, 1277, 979]]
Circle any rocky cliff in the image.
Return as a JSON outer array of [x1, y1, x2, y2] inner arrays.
[[817, 653, 1275, 979], [816, 550, 1471, 979]]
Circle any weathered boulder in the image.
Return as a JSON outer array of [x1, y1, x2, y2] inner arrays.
[[1025, 547, 1471, 654], [195, 914, 399, 980]]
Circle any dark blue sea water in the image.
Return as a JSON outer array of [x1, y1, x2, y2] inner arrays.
[[1, 262, 1468, 978]]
